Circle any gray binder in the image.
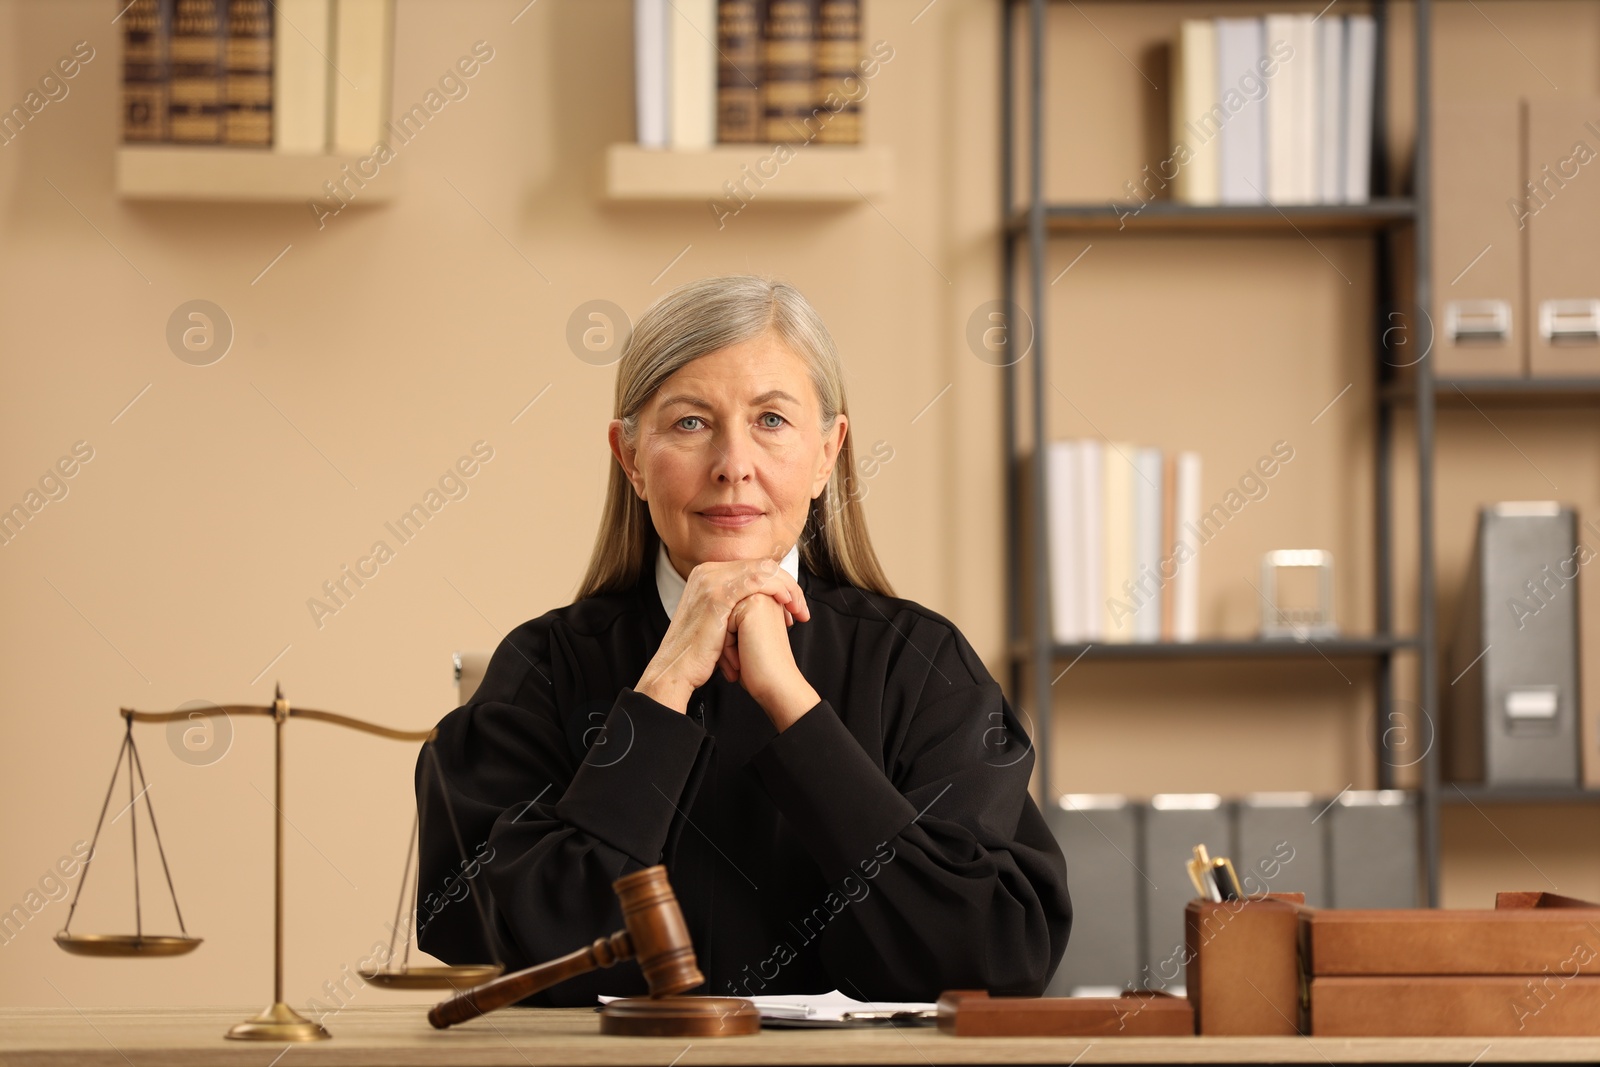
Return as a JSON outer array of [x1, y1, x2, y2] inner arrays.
[[1043, 795, 1140, 995], [1234, 792, 1326, 906], [1140, 794, 1229, 994], [1325, 790, 1420, 908], [1447, 502, 1582, 785]]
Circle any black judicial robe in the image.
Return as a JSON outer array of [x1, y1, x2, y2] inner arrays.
[[415, 559, 1071, 1005]]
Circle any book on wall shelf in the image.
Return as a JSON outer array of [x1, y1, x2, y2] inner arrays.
[[634, 0, 864, 149], [117, 0, 395, 202], [120, 0, 390, 154], [610, 0, 892, 201]]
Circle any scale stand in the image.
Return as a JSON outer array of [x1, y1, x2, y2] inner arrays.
[[58, 683, 501, 1041], [225, 687, 328, 1042]]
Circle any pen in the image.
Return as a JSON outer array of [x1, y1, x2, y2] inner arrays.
[[1213, 857, 1244, 901], [1189, 845, 1222, 901]]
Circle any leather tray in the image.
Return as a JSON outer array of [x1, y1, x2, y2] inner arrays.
[[935, 989, 1194, 1036]]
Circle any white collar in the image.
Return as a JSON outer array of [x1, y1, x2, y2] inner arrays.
[[655, 541, 800, 621]]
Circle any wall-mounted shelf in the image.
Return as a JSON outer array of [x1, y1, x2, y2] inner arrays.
[[1008, 199, 1416, 234], [115, 146, 396, 204], [604, 143, 893, 203]]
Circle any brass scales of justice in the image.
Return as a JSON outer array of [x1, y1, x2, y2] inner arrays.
[[54, 684, 761, 1040], [54, 684, 504, 1042]]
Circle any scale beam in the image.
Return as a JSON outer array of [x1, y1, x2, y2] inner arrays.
[[121, 705, 438, 743]]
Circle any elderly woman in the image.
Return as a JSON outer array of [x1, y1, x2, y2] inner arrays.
[[417, 275, 1071, 1005]]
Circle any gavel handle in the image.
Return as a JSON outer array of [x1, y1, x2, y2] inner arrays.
[[429, 930, 634, 1029]]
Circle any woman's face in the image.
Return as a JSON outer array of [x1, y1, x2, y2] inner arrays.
[[609, 331, 847, 579]]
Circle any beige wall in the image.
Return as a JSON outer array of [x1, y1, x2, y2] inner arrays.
[[0, 0, 1006, 1010], [0, 0, 1595, 1013]]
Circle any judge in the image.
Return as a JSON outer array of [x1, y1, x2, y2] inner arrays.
[[416, 275, 1071, 1005]]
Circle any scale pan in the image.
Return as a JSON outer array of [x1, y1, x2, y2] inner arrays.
[[358, 963, 503, 989], [55, 933, 203, 958]]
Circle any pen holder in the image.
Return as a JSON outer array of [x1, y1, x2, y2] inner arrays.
[[1183, 892, 1306, 1036]]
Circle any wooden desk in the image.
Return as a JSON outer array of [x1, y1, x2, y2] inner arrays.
[[1, 1006, 1597, 1066]]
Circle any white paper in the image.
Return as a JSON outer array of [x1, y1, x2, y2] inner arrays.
[[598, 989, 936, 1022]]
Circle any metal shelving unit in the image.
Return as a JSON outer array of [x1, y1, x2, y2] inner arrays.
[[1000, 0, 1600, 912], [999, 0, 1446, 902]]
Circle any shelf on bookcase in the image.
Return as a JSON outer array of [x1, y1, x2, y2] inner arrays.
[[116, 146, 397, 204], [1007, 199, 1416, 235], [1443, 784, 1600, 805], [604, 143, 892, 202], [1009, 635, 1420, 662], [1384, 377, 1600, 405]]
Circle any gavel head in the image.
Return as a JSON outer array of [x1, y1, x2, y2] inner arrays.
[[613, 865, 704, 998]]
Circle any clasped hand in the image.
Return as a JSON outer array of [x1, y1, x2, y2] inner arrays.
[[637, 556, 817, 729]]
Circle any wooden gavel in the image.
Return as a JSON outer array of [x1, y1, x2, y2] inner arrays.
[[428, 865, 703, 1029]]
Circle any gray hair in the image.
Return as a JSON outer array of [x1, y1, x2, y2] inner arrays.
[[576, 274, 893, 600]]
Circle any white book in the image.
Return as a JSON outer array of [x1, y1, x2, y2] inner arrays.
[[1172, 19, 1220, 205], [1045, 441, 1080, 645], [273, 0, 330, 152], [1216, 18, 1266, 204], [1263, 14, 1295, 203], [1265, 14, 1316, 203], [330, 0, 392, 154], [634, 0, 670, 147], [1291, 14, 1318, 202], [1316, 16, 1346, 203], [668, 0, 716, 150], [1344, 14, 1377, 203], [1101, 444, 1136, 643], [1133, 448, 1164, 642], [1173, 451, 1203, 642], [1076, 439, 1104, 642]]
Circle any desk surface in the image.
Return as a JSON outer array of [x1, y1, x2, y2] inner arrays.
[[2, 1006, 1598, 1067]]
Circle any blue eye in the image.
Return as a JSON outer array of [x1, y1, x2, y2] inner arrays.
[[759, 412, 786, 429], [677, 416, 703, 430]]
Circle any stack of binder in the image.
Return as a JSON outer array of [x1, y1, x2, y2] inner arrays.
[[1447, 503, 1585, 787], [1043, 797, 1141, 996], [1043, 792, 1419, 996], [1433, 98, 1600, 379]]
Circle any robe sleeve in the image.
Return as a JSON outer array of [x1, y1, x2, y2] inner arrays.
[[414, 619, 711, 1004], [745, 613, 1072, 999]]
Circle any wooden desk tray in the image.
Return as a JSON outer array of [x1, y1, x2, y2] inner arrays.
[[1309, 976, 1600, 1036], [1301, 891, 1600, 976], [935, 990, 1194, 1036]]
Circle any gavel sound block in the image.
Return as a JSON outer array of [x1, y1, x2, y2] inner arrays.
[[428, 865, 759, 1037]]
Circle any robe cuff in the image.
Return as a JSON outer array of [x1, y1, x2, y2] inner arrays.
[[554, 687, 707, 866], [748, 698, 918, 883]]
